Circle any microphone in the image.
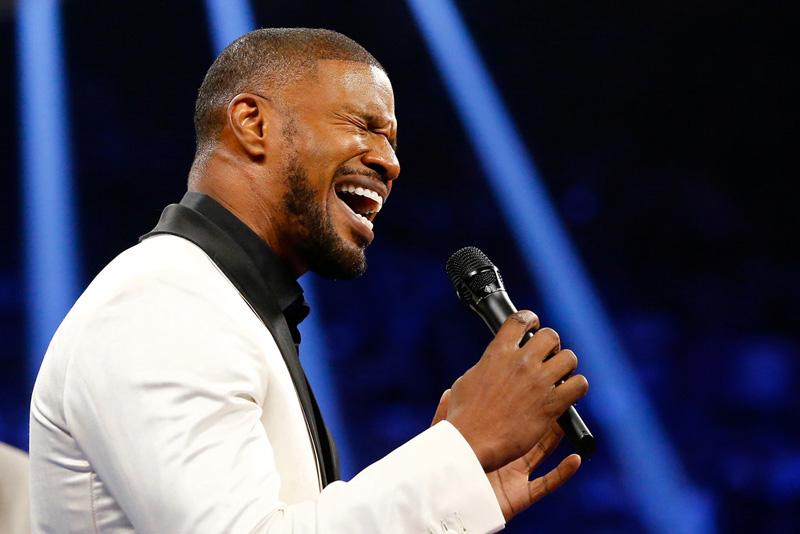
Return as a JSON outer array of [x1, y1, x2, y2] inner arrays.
[[446, 246, 596, 459]]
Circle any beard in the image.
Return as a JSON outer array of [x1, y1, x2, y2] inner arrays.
[[281, 159, 369, 279]]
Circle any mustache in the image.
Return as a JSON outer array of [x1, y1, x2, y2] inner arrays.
[[333, 165, 383, 181]]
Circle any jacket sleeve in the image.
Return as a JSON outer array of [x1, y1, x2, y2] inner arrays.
[[63, 267, 505, 534]]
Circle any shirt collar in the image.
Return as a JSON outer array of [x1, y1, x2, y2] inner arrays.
[[179, 191, 310, 330]]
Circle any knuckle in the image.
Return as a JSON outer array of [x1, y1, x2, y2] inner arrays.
[[538, 327, 561, 347], [511, 354, 531, 374], [564, 374, 589, 397], [576, 374, 589, 394], [522, 310, 541, 327], [451, 375, 465, 390], [509, 310, 536, 327], [562, 349, 578, 368]]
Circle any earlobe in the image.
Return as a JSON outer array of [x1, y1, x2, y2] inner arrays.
[[227, 93, 269, 158]]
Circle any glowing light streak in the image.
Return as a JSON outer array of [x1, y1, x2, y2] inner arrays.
[[17, 0, 81, 385]]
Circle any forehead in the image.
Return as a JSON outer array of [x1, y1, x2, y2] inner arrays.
[[287, 59, 396, 119]]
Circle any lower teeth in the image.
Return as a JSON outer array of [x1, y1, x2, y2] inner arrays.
[[357, 214, 374, 230]]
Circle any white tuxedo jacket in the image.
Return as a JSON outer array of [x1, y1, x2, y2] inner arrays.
[[29, 234, 504, 533]]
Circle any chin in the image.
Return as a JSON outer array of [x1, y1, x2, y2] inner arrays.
[[309, 251, 367, 280], [303, 234, 369, 280]]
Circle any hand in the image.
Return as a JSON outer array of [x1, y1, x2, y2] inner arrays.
[[432, 390, 581, 521], [486, 422, 581, 521], [442, 311, 588, 472]]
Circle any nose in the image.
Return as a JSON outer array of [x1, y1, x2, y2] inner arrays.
[[362, 139, 400, 183]]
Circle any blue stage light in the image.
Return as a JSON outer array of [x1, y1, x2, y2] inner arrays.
[[203, 0, 256, 54], [17, 0, 81, 386], [405, 1, 715, 532]]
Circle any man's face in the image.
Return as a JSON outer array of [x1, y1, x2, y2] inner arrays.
[[271, 60, 400, 279]]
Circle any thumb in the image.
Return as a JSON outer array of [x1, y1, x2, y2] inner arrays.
[[431, 389, 451, 426]]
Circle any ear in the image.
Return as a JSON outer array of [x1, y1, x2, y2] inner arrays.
[[226, 93, 271, 159]]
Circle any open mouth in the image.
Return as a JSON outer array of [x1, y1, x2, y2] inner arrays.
[[334, 183, 384, 231]]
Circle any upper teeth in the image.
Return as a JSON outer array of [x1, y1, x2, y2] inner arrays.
[[335, 183, 383, 212]]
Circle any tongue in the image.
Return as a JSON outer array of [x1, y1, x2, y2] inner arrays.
[[337, 190, 378, 217]]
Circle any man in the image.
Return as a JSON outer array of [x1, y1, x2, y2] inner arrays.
[[29, 28, 588, 533]]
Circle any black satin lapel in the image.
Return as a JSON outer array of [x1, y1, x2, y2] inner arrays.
[[305, 375, 341, 482], [142, 203, 335, 487]]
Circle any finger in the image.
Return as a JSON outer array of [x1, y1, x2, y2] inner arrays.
[[540, 348, 578, 384], [526, 454, 581, 506], [552, 373, 589, 406], [490, 311, 540, 352], [520, 327, 561, 362], [520, 420, 565, 475], [542, 373, 589, 421], [430, 389, 451, 426]]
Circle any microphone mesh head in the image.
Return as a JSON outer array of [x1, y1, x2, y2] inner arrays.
[[446, 245, 503, 284], [446, 246, 492, 287], [446, 246, 506, 304]]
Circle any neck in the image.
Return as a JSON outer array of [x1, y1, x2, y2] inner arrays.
[[187, 153, 306, 280]]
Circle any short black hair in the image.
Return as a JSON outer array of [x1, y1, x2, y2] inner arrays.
[[193, 28, 384, 158]]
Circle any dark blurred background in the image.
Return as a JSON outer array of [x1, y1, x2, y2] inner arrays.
[[1, 1, 798, 533]]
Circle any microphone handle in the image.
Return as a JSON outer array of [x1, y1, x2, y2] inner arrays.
[[473, 292, 597, 459]]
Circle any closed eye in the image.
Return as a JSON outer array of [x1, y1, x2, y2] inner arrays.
[[335, 110, 397, 152]]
